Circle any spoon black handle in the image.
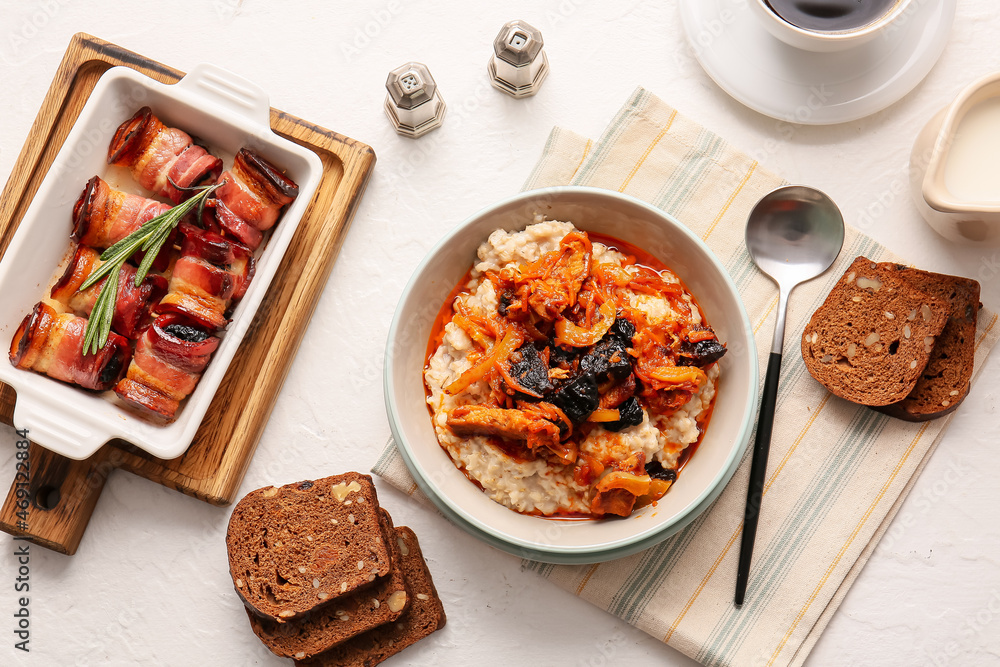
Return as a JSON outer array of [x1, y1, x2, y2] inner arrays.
[[734, 350, 783, 606]]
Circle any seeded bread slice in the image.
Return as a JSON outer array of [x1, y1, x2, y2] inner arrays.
[[801, 257, 950, 406], [295, 526, 447, 667], [227, 473, 391, 623], [248, 509, 411, 659], [876, 267, 981, 421]]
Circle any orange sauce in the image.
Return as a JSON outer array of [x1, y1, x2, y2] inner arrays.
[[423, 231, 721, 517], [425, 268, 477, 369], [588, 232, 669, 272]]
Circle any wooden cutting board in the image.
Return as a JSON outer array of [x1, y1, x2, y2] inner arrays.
[[0, 34, 376, 555]]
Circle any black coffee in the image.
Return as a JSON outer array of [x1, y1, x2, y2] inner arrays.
[[763, 0, 899, 32]]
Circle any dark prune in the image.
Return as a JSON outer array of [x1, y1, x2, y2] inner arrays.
[[603, 396, 644, 432], [644, 460, 677, 482], [498, 290, 516, 317], [610, 317, 636, 343], [550, 373, 599, 423], [548, 343, 579, 369], [678, 338, 727, 367], [98, 350, 126, 387], [297, 481, 314, 490], [508, 344, 552, 397], [581, 336, 632, 382], [163, 322, 211, 343]]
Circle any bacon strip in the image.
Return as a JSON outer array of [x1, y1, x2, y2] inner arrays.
[[206, 148, 299, 250], [9, 302, 131, 391], [154, 223, 254, 330], [50, 245, 168, 339], [72, 176, 175, 271], [107, 107, 222, 203], [114, 314, 220, 422]]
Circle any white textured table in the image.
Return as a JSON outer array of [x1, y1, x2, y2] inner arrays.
[[0, 2, 998, 665]]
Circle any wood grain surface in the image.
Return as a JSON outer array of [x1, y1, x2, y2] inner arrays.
[[0, 34, 375, 554]]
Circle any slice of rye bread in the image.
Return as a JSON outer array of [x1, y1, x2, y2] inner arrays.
[[801, 257, 951, 406], [248, 509, 411, 659], [295, 526, 447, 667], [876, 266, 981, 421], [227, 473, 392, 622]]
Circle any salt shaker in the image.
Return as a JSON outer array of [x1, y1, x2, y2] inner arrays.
[[487, 20, 549, 98], [384, 62, 447, 138]]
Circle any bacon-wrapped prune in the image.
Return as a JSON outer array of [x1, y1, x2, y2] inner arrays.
[[72, 176, 175, 270], [9, 301, 130, 391], [108, 107, 222, 204], [50, 245, 167, 339], [154, 223, 254, 330], [114, 313, 220, 422], [206, 148, 299, 250]]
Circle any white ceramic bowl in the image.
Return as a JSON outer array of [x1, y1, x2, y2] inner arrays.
[[384, 187, 758, 564], [0, 65, 322, 460], [750, 0, 914, 53]]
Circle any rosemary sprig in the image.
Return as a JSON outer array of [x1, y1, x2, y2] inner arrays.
[[79, 183, 222, 355]]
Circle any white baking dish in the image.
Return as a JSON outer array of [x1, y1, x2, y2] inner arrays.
[[0, 65, 322, 460]]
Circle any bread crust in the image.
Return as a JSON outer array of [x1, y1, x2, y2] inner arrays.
[[874, 266, 980, 421], [876, 383, 967, 421]]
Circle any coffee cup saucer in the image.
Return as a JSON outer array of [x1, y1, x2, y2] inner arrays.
[[677, 0, 956, 125]]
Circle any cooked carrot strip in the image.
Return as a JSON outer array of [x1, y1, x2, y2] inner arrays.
[[445, 329, 523, 395], [687, 329, 717, 343], [452, 314, 493, 348], [591, 262, 632, 287]]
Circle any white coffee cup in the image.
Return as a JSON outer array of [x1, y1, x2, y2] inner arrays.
[[749, 0, 914, 52]]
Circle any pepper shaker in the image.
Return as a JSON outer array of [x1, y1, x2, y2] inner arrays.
[[488, 20, 549, 98], [384, 62, 447, 138]]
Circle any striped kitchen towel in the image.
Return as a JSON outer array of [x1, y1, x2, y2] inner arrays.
[[372, 87, 1000, 667]]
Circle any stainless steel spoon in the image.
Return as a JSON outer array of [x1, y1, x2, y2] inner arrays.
[[735, 185, 845, 606]]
